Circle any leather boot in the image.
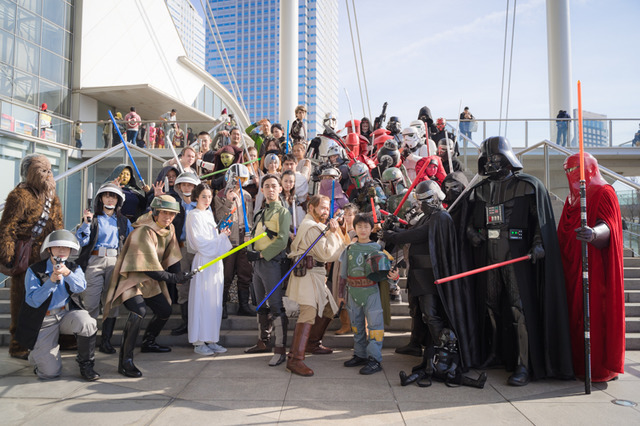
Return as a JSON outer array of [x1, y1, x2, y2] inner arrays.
[[119, 312, 143, 377], [335, 309, 351, 335], [399, 369, 426, 386], [245, 312, 272, 353], [141, 315, 171, 353], [463, 372, 488, 389], [395, 311, 426, 357], [269, 314, 288, 366], [171, 303, 188, 336], [76, 333, 100, 381], [237, 288, 256, 316], [99, 317, 117, 354], [507, 307, 530, 386], [305, 316, 333, 354], [286, 322, 314, 376]]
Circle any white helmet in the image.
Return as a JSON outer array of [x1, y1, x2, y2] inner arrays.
[[410, 120, 427, 142], [326, 143, 343, 158], [323, 112, 337, 131], [319, 167, 341, 180], [175, 172, 201, 187], [41, 230, 80, 259], [225, 163, 250, 186], [402, 127, 421, 150]]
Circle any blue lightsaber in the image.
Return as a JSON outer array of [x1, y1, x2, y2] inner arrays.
[[108, 110, 145, 186], [330, 179, 335, 218], [238, 176, 250, 233], [257, 210, 343, 309], [285, 120, 290, 154]]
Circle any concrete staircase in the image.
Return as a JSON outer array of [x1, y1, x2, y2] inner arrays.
[[2, 256, 639, 350]]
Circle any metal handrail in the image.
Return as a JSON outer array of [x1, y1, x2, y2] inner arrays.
[[515, 139, 640, 192], [0, 143, 168, 212]]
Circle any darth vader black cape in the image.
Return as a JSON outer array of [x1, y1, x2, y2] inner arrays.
[[453, 172, 574, 380]]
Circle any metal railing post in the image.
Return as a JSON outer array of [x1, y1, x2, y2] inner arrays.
[[609, 119, 613, 147], [544, 142, 550, 190], [525, 120, 529, 147], [483, 121, 486, 140]]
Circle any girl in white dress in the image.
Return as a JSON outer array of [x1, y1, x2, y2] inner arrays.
[[186, 183, 232, 355]]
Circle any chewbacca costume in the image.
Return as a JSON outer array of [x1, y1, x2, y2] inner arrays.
[[0, 155, 63, 359]]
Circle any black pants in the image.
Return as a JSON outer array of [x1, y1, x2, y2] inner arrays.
[[123, 294, 172, 319]]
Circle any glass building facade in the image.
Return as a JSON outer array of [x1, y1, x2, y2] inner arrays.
[[204, 0, 338, 136], [166, 0, 206, 69]]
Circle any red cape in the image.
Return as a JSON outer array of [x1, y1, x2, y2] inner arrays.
[[558, 184, 625, 382]]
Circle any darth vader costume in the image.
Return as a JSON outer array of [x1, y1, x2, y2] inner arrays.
[[455, 136, 573, 385]]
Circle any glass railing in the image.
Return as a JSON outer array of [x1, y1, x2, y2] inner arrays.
[[446, 117, 640, 148]]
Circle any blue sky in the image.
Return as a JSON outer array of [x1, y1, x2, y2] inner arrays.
[[336, 0, 640, 144], [195, 0, 640, 145]]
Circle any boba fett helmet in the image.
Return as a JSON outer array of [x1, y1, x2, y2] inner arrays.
[[349, 162, 370, 189], [365, 251, 392, 282], [41, 229, 80, 258], [381, 167, 405, 196]]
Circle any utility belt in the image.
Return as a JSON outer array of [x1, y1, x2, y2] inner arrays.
[[91, 247, 119, 257], [347, 276, 376, 288], [46, 306, 65, 316], [293, 255, 325, 277], [484, 228, 525, 240]]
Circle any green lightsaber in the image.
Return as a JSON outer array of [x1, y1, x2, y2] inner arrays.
[[197, 232, 267, 272], [199, 158, 261, 179]]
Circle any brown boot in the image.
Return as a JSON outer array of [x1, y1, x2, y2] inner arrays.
[[335, 310, 351, 335], [306, 316, 333, 354], [245, 312, 272, 353], [287, 322, 314, 377]]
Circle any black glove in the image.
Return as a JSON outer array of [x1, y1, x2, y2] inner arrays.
[[144, 269, 196, 285], [265, 228, 278, 239], [382, 230, 396, 243], [466, 226, 486, 248], [529, 244, 545, 264], [575, 225, 596, 243], [382, 215, 397, 232], [246, 250, 261, 262]]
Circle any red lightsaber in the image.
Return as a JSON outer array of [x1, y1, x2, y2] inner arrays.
[[434, 255, 531, 285], [392, 160, 430, 216], [380, 209, 408, 225], [577, 80, 591, 395], [371, 198, 377, 223]]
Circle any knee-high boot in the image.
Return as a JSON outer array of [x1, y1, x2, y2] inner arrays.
[[508, 307, 530, 386], [99, 317, 117, 354], [141, 315, 171, 353], [286, 322, 313, 376], [269, 313, 288, 366], [119, 312, 143, 377], [245, 312, 272, 353], [335, 309, 351, 335], [306, 316, 333, 354], [76, 333, 100, 381]]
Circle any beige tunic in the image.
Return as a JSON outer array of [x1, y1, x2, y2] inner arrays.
[[286, 214, 347, 315]]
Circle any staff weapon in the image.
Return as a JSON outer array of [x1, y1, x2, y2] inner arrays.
[[108, 111, 146, 187], [577, 80, 591, 395], [257, 210, 344, 309], [434, 255, 531, 285]]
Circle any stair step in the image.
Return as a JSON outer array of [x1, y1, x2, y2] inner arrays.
[[625, 333, 640, 350], [625, 267, 640, 278], [625, 257, 640, 267], [626, 317, 640, 333], [626, 278, 640, 290], [626, 290, 640, 303], [625, 303, 640, 316]]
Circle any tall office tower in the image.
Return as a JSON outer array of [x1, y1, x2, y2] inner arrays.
[[166, 0, 206, 68], [204, 0, 338, 137]]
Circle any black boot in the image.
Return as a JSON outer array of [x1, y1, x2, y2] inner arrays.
[[237, 289, 256, 316], [399, 369, 426, 386], [222, 303, 228, 319], [99, 317, 117, 354], [269, 313, 288, 366], [119, 312, 143, 377], [507, 307, 530, 386], [171, 303, 188, 336], [463, 372, 488, 389], [141, 315, 171, 353], [76, 333, 100, 381]]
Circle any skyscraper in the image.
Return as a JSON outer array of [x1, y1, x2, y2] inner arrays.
[[204, 0, 338, 136], [166, 0, 206, 69]]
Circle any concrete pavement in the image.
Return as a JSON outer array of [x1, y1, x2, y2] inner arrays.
[[1, 347, 640, 425]]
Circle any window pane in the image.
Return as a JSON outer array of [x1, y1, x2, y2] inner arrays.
[[18, 0, 42, 15], [0, 0, 16, 32], [0, 63, 12, 97], [59, 87, 70, 117], [13, 70, 38, 106], [40, 49, 63, 85], [0, 29, 14, 65], [42, 0, 64, 28], [17, 9, 40, 44], [41, 21, 63, 55], [38, 79, 61, 113], [15, 38, 39, 74]]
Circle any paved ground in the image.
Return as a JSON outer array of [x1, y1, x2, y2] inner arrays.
[[1, 347, 640, 425]]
